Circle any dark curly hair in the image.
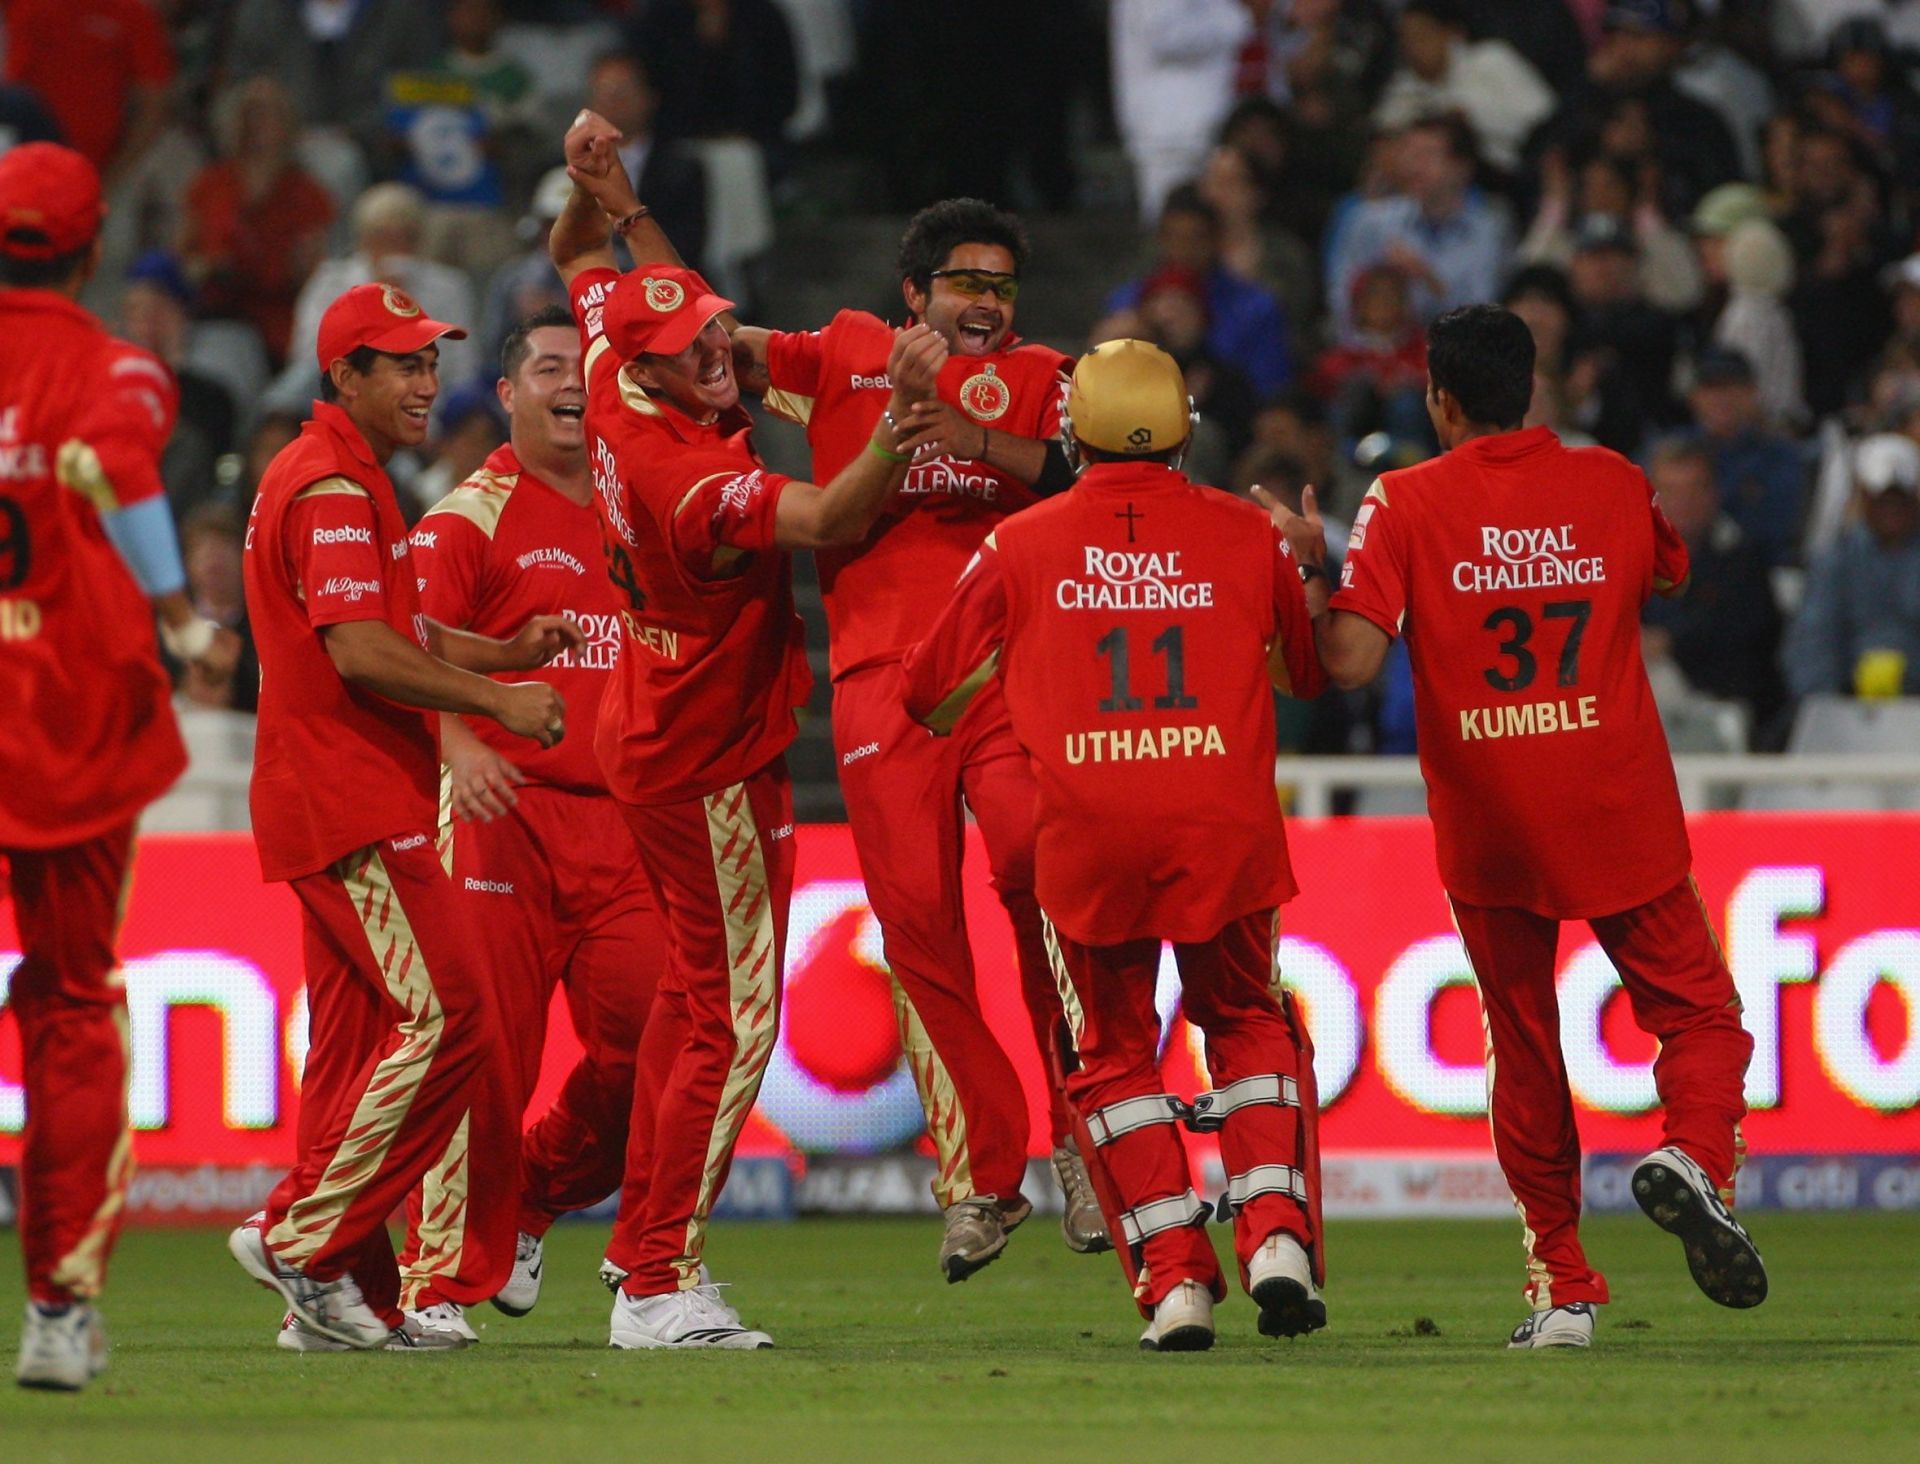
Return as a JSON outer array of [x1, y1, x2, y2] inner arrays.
[[897, 198, 1029, 294], [1427, 305, 1535, 429]]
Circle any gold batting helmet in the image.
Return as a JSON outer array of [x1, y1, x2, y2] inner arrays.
[[1063, 338, 1195, 466]]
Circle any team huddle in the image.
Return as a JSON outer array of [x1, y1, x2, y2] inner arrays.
[[4, 108, 1768, 1386]]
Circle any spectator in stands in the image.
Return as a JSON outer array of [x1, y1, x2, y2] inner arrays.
[[118, 252, 238, 519], [1196, 144, 1318, 357], [1712, 219, 1804, 432], [1217, 95, 1348, 258], [1372, 0, 1557, 176], [1803, 16, 1920, 193], [227, 0, 443, 159], [629, 0, 798, 161], [1110, 0, 1254, 222], [1784, 433, 1920, 700], [1564, 213, 1680, 454], [1137, 264, 1258, 475], [1685, 347, 1808, 569], [1503, 265, 1595, 442], [2, 0, 172, 182], [265, 183, 478, 412], [180, 79, 336, 366], [1309, 263, 1430, 456], [1576, 0, 1742, 215], [1519, 146, 1703, 313], [1876, 253, 1920, 378], [1687, 181, 1771, 323], [177, 504, 257, 712], [0, 82, 61, 153], [1324, 113, 1511, 338], [1781, 125, 1892, 419], [478, 168, 574, 377], [584, 53, 709, 277], [1641, 436, 1787, 739], [1104, 185, 1292, 398]]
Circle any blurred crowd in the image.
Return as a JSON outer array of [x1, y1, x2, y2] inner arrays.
[[3, 0, 1917, 759]]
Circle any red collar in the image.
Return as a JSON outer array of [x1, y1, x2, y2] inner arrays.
[[1073, 461, 1194, 495], [308, 400, 384, 472]]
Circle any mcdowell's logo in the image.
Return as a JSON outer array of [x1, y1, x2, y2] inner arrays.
[[1056, 547, 1215, 611], [1453, 526, 1606, 593], [318, 576, 382, 603]]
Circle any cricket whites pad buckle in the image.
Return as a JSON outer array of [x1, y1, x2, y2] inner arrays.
[[1118, 1189, 1214, 1248], [1181, 1074, 1299, 1134], [1213, 1164, 1310, 1221], [1084, 1093, 1187, 1147]]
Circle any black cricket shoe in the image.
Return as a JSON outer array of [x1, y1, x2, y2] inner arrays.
[[1633, 1146, 1767, 1309]]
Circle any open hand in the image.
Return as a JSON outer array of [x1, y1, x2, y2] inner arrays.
[[887, 323, 949, 403], [895, 399, 986, 463], [1251, 482, 1329, 568], [448, 738, 527, 823]]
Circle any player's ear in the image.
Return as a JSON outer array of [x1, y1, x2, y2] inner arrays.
[[327, 357, 358, 403], [495, 374, 514, 416], [902, 275, 929, 320]]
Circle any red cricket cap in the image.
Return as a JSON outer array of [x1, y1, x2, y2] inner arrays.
[[315, 282, 468, 373], [602, 264, 733, 360], [0, 143, 104, 260]]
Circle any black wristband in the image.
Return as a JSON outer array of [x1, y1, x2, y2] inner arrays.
[[1299, 561, 1329, 586]]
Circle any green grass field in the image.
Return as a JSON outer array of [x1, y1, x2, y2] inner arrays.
[[3, 1212, 1916, 1462]]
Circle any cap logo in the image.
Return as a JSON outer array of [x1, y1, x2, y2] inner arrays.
[[1127, 426, 1153, 448], [382, 285, 422, 318], [642, 276, 686, 313], [959, 365, 1010, 422]]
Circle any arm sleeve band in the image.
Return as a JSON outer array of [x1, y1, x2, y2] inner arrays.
[[101, 494, 187, 598]]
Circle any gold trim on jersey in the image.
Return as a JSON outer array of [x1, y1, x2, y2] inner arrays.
[[672, 782, 781, 1288], [268, 846, 446, 1268], [920, 649, 1000, 735], [1363, 477, 1388, 508], [46, 1004, 135, 1299], [893, 975, 975, 1207], [422, 469, 518, 540], [55, 440, 118, 514], [293, 475, 372, 501], [617, 361, 665, 419], [400, 1109, 472, 1312], [762, 386, 815, 426], [1040, 912, 1086, 1046]]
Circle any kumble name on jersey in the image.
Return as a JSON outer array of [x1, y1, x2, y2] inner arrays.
[[1066, 722, 1228, 764], [1460, 694, 1600, 741], [1057, 548, 1216, 611], [1453, 525, 1606, 594]]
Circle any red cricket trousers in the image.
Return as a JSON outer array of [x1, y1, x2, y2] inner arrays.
[[398, 785, 663, 1310], [2, 823, 136, 1306], [265, 833, 516, 1320], [835, 661, 1069, 1209], [1451, 875, 1752, 1309], [1048, 908, 1323, 1316], [606, 759, 794, 1297]]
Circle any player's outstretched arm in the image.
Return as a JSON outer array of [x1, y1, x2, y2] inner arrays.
[[1253, 482, 1391, 690], [772, 324, 949, 548], [321, 620, 569, 748], [424, 614, 587, 674]]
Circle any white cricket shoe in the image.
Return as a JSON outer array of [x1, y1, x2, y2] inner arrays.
[[276, 1312, 437, 1352], [228, 1222, 387, 1349], [608, 1287, 773, 1350], [405, 1301, 478, 1348], [938, 1193, 1034, 1283], [600, 1257, 736, 1322], [1051, 1143, 1112, 1255], [1633, 1146, 1768, 1309], [15, 1302, 108, 1390], [491, 1232, 543, 1317], [1138, 1278, 1215, 1352], [1508, 1301, 1596, 1349], [1247, 1232, 1327, 1338]]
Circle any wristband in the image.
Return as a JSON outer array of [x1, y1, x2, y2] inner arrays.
[[160, 614, 218, 661], [1298, 561, 1329, 586], [868, 439, 909, 465], [613, 205, 651, 233]]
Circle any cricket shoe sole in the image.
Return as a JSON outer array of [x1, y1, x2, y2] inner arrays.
[[1633, 1147, 1767, 1308]]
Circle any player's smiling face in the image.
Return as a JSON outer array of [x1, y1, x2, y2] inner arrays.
[[340, 346, 440, 457], [908, 243, 1018, 358], [635, 317, 738, 419], [503, 325, 586, 455]]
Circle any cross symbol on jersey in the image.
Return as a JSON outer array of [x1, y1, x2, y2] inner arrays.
[[1116, 502, 1144, 543]]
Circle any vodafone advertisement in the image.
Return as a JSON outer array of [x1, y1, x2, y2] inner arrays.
[[3, 816, 1918, 1223]]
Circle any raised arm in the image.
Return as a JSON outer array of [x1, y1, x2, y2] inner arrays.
[[1254, 483, 1392, 690]]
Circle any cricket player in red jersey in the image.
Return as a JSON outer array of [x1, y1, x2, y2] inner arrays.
[[552, 111, 947, 1348], [904, 340, 1330, 1351], [0, 142, 236, 1391], [233, 281, 584, 1350], [730, 200, 1108, 1277], [1272, 304, 1764, 1350], [374, 307, 665, 1349]]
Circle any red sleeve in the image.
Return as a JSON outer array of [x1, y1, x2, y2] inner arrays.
[[662, 452, 793, 577], [62, 346, 176, 510], [1647, 471, 1691, 597], [1327, 478, 1408, 639], [285, 486, 390, 627], [764, 326, 826, 399], [127, 0, 175, 84], [410, 511, 488, 628], [1269, 528, 1327, 699], [902, 537, 1011, 732]]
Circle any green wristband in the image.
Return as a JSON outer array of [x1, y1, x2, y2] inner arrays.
[[868, 439, 909, 464]]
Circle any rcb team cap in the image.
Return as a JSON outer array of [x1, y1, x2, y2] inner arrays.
[[0, 143, 104, 260], [603, 264, 734, 360], [1066, 338, 1193, 455], [315, 282, 468, 373]]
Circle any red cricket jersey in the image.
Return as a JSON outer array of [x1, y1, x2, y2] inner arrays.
[[763, 309, 1070, 680], [0, 290, 185, 849], [572, 267, 809, 805], [1330, 426, 1693, 917], [243, 402, 439, 882], [3, 0, 173, 168], [902, 462, 1325, 946], [412, 445, 621, 793]]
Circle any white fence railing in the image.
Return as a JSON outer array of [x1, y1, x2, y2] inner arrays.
[[154, 708, 1920, 832]]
